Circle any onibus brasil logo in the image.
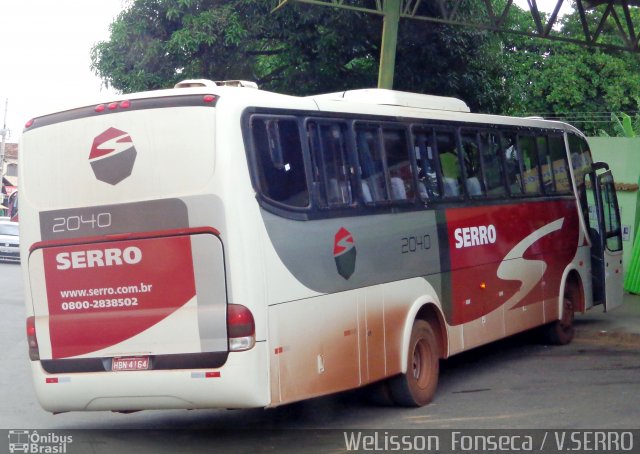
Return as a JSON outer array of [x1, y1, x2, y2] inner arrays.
[[8, 430, 72, 453], [89, 127, 137, 185]]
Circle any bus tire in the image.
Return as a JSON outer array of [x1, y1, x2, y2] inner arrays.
[[542, 297, 575, 345], [389, 319, 439, 407], [364, 380, 395, 406]]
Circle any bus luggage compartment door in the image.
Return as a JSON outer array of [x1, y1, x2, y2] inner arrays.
[[28, 230, 228, 369]]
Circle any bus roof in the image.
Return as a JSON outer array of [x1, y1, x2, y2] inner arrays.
[[309, 89, 471, 113], [24, 79, 581, 137]]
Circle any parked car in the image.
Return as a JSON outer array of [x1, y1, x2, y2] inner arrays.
[[0, 221, 20, 263]]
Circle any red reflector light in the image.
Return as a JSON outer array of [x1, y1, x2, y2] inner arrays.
[[27, 316, 40, 361], [27, 318, 36, 337], [96, 101, 131, 112], [25, 119, 35, 129], [205, 371, 221, 378], [46, 378, 59, 384], [203, 95, 216, 103]]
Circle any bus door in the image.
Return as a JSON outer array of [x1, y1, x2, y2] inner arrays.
[[584, 165, 623, 311]]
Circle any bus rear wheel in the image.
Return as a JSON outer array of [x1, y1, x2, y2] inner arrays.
[[389, 319, 439, 407], [542, 297, 575, 345]]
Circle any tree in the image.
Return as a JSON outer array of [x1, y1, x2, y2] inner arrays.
[[599, 111, 640, 137], [91, 0, 640, 128], [499, 6, 640, 135], [91, 0, 509, 112]]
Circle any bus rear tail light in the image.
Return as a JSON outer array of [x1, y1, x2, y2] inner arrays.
[[26, 316, 40, 361], [227, 304, 255, 352]]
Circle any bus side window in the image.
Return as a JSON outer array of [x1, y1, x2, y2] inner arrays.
[[518, 135, 542, 194], [501, 132, 522, 195], [569, 134, 595, 233], [383, 128, 413, 202], [308, 122, 352, 208], [536, 135, 555, 193], [435, 129, 461, 198], [460, 130, 486, 197], [480, 131, 507, 197], [356, 126, 389, 204], [568, 134, 593, 191], [602, 176, 623, 252], [547, 135, 571, 194], [251, 117, 309, 208], [412, 129, 441, 200]]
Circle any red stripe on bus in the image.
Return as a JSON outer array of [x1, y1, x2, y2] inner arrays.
[[29, 226, 221, 253]]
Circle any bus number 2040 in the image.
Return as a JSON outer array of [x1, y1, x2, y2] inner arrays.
[[401, 235, 431, 253], [52, 213, 112, 233]]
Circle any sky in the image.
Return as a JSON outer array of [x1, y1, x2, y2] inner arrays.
[[0, 0, 126, 142]]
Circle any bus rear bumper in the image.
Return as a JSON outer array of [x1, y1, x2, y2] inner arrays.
[[31, 342, 269, 413]]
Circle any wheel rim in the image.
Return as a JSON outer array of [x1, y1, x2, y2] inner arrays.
[[412, 338, 431, 389]]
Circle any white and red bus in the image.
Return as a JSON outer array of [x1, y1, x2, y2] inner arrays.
[[19, 80, 623, 412]]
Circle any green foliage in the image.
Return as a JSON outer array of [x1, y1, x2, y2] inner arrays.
[[599, 112, 640, 137], [91, 0, 508, 112], [500, 5, 640, 135], [90, 0, 640, 133]]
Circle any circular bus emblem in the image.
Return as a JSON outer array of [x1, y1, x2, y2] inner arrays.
[[89, 127, 137, 185], [333, 227, 356, 280]]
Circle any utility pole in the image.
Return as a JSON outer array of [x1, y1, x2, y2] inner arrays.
[[377, 0, 400, 89], [273, 0, 401, 89], [0, 98, 8, 210]]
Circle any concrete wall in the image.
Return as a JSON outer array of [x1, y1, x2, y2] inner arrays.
[[587, 137, 640, 287]]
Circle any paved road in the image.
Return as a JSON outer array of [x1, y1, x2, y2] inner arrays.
[[2, 261, 639, 435]]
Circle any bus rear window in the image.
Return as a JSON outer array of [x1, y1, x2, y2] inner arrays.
[[250, 116, 309, 208]]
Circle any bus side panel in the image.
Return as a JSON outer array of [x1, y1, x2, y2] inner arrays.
[[445, 199, 579, 350], [267, 277, 444, 406], [259, 210, 443, 298], [268, 292, 360, 405], [575, 245, 594, 312]]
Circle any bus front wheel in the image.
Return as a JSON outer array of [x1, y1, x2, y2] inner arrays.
[[542, 297, 575, 345], [389, 319, 439, 407]]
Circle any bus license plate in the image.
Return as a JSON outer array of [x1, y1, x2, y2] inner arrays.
[[112, 356, 150, 371]]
